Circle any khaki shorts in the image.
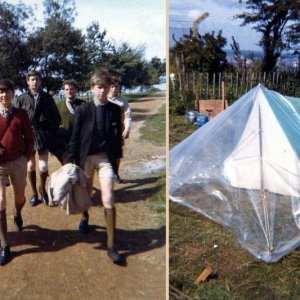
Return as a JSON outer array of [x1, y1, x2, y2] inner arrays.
[[0, 156, 27, 187], [84, 153, 114, 179]]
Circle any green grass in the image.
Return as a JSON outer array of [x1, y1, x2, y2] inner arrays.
[[170, 202, 300, 299], [148, 169, 166, 225], [140, 103, 166, 146], [169, 114, 198, 149], [169, 111, 300, 300], [139, 98, 165, 221]]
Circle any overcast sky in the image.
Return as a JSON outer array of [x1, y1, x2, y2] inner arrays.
[[170, 0, 261, 51], [8, 0, 166, 60]]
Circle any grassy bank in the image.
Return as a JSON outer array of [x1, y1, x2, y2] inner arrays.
[[169, 114, 300, 299], [139, 96, 166, 222], [140, 102, 166, 146]]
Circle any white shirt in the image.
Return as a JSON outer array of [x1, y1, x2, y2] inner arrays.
[[108, 95, 132, 136]]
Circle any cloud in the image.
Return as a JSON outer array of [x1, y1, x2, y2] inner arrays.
[[75, 0, 165, 60], [170, 0, 260, 51]]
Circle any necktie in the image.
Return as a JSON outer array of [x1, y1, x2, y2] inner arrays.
[[1, 110, 9, 119], [69, 100, 74, 109]]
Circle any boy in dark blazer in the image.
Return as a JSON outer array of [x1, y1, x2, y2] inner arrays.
[[67, 69, 122, 263], [15, 70, 61, 206]]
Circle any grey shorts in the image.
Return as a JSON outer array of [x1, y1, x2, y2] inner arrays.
[[0, 156, 27, 187]]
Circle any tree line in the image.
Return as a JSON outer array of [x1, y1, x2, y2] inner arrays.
[[0, 0, 166, 92]]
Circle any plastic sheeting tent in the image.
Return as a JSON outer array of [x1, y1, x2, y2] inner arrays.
[[169, 84, 300, 263]]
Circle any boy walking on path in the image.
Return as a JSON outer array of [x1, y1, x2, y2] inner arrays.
[[108, 77, 132, 183], [56, 79, 85, 164], [15, 70, 61, 207], [0, 79, 34, 265], [67, 69, 123, 264]]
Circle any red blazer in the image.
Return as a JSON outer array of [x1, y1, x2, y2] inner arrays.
[[0, 108, 34, 162]]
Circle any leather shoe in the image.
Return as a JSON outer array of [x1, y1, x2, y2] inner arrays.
[[79, 219, 89, 234], [29, 195, 40, 207], [0, 246, 10, 266], [115, 176, 123, 184], [107, 246, 122, 264], [14, 214, 23, 232]]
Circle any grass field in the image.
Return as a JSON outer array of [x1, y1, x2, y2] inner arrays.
[[140, 103, 166, 146], [169, 113, 300, 300], [140, 97, 166, 223]]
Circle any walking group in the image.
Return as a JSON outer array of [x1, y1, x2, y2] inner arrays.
[[0, 69, 132, 265]]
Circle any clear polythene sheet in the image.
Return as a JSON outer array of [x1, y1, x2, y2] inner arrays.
[[169, 85, 300, 263]]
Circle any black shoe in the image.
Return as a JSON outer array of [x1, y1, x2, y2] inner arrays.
[[39, 189, 49, 205], [107, 246, 122, 264], [79, 219, 89, 234], [115, 176, 123, 184], [29, 195, 39, 207], [0, 246, 10, 266], [14, 214, 23, 232]]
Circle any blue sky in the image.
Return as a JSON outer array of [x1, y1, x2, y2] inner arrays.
[[8, 0, 166, 60], [170, 0, 261, 51]]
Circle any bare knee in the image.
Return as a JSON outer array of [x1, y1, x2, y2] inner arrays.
[[38, 151, 49, 173], [27, 159, 35, 172], [101, 192, 114, 209], [38, 159, 48, 173]]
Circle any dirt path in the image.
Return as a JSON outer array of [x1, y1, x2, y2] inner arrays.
[[1, 92, 166, 300]]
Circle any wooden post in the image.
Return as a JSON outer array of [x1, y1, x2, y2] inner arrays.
[[222, 81, 225, 110], [212, 73, 215, 99], [195, 90, 199, 111], [218, 72, 221, 100]]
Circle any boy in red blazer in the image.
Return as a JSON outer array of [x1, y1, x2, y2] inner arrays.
[[0, 79, 34, 265]]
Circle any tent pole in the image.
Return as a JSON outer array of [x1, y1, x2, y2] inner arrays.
[[258, 103, 273, 253]]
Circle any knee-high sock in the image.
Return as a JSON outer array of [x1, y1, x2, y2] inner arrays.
[[28, 171, 38, 196], [81, 210, 89, 221], [104, 207, 116, 248], [39, 170, 49, 193], [0, 209, 8, 247], [14, 198, 25, 216]]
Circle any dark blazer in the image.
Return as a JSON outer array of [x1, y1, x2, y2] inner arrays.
[[15, 90, 61, 152], [67, 101, 122, 171]]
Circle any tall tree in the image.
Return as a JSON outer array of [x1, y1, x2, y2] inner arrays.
[[0, 1, 33, 87], [150, 56, 166, 77], [171, 29, 228, 73], [236, 0, 300, 72], [83, 21, 114, 79], [31, 18, 86, 91], [29, 0, 88, 91], [43, 0, 76, 23], [104, 43, 155, 89]]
